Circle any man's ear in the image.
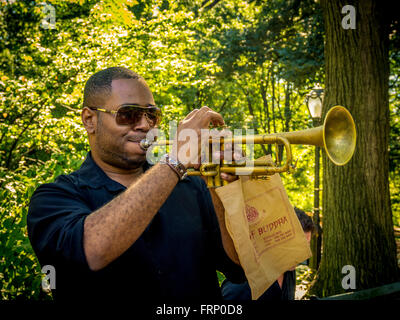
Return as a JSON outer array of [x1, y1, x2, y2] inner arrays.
[[81, 107, 97, 134]]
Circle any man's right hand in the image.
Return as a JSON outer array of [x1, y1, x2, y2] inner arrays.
[[170, 106, 225, 169]]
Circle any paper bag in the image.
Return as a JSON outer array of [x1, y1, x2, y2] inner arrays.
[[215, 156, 312, 300]]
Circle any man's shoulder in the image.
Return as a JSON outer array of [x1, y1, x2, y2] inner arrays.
[[31, 170, 84, 201], [31, 152, 102, 197]]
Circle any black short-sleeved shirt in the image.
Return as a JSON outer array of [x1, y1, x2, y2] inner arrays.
[[27, 152, 245, 302]]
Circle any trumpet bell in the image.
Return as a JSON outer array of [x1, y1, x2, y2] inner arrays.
[[276, 105, 356, 166], [323, 105, 356, 166]]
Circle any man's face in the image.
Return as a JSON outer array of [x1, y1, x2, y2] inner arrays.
[[94, 78, 156, 169], [304, 231, 312, 244]]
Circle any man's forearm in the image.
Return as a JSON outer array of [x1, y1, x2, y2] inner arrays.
[[83, 163, 179, 271], [208, 188, 240, 265]]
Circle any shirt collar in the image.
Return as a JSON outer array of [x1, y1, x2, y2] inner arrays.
[[76, 152, 151, 192]]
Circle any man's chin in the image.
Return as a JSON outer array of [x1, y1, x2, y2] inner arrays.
[[120, 154, 147, 169]]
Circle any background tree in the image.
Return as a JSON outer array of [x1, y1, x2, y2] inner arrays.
[[310, 0, 400, 297]]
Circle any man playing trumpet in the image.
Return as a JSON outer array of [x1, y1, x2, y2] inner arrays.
[[27, 67, 246, 302]]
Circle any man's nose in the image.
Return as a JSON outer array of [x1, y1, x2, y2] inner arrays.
[[132, 113, 151, 131]]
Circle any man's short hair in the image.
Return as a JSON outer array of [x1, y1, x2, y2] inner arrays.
[[83, 67, 141, 108], [294, 207, 315, 233]]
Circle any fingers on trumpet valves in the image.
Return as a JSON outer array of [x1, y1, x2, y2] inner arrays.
[[207, 148, 246, 165], [220, 172, 238, 183], [202, 107, 225, 128], [203, 112, 225, 128], [183, 108, 199, 121]]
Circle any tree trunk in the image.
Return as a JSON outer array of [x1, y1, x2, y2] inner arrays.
[[243, 87, 268, 156], [278, 82, 292, 162], [284, 82, 291, 133], [310, 0, 399, 297], [259, 74, 272, 154], [271, 72, 277, 133]]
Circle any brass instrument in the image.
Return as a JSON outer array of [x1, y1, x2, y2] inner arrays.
[[140, 106, 356, 187]]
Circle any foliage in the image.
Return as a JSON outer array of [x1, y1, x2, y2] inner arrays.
[[216, 270, 226, 287], [0, 0, 398, 300], [295, 264, 316, 300]]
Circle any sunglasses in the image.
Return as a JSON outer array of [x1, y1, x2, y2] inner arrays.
[[88, 104, 161, 126]]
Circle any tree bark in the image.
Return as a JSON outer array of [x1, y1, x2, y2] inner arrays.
[[310, 0, 399, 297], [242, 86, 268, 155], [260, 75, 272, 154], [284, 82, 291, 133], [271, 72, 277, 133]]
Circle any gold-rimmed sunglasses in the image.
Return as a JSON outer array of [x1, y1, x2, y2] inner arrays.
[[88, 104, 162, 126]]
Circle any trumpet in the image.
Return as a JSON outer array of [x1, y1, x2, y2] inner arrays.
[[140, 106, 356, 187]]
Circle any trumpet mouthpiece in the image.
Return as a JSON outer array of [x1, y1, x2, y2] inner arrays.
[[139, 139, 152, 150]]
